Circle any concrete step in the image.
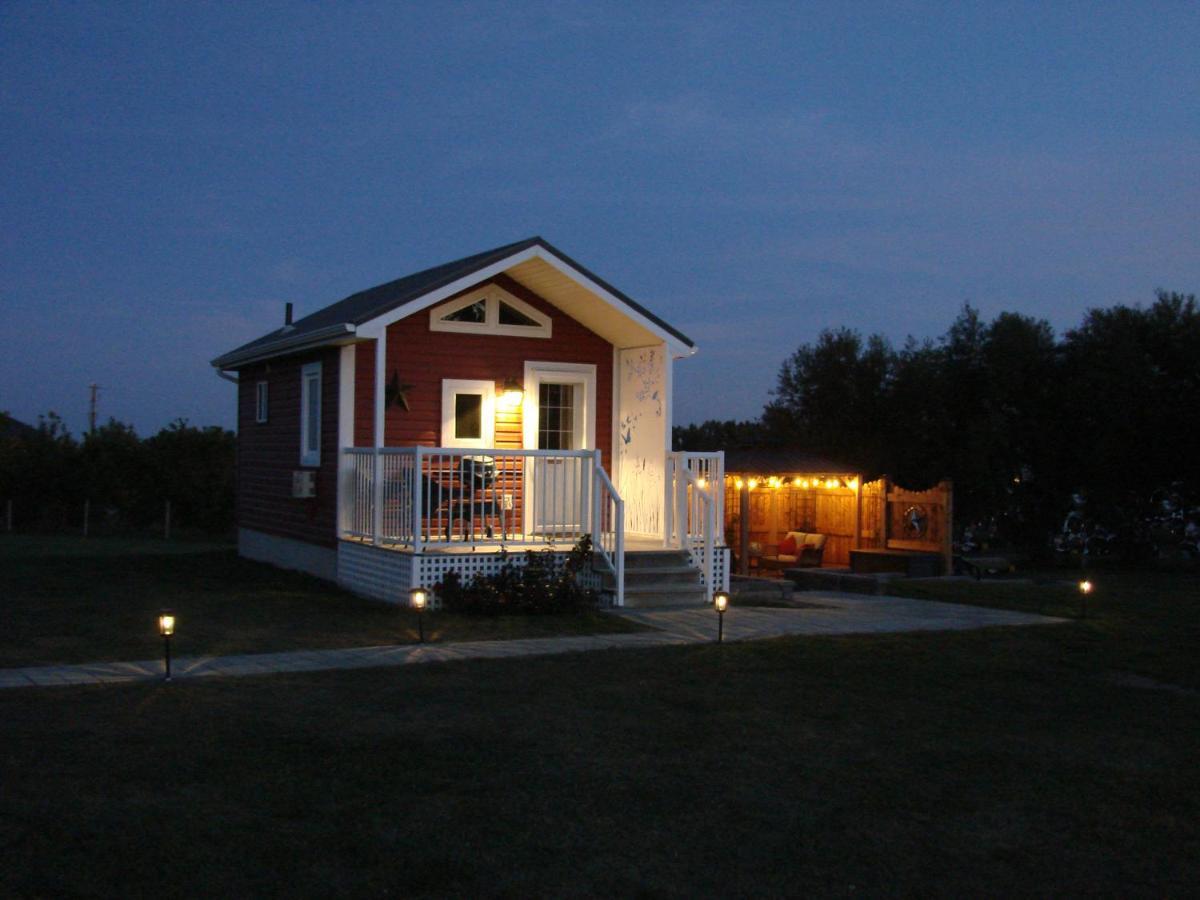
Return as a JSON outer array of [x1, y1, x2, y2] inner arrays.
[[621, 583, 710, 608], [623, 550, 692, 569], [609, 565, 701, 586]]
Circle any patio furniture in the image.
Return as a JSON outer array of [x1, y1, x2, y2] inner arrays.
[[422, 456, 505, 541], [760, 531, 827, 571]]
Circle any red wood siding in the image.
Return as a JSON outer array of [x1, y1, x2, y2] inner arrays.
[[353, 275, 614, 469], [236, 348, 340, 547]]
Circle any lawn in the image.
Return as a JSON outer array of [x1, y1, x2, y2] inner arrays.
[[0, 536, 643, 667], [1, 542, 1197, 896]]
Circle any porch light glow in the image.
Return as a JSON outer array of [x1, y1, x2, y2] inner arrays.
[[410, 587, 428, 643], [768, 476, 781, 489], [713, 590, 729, 642], [1078, 579, 1093, 619], [848, 477, 859, 490], [499, 377, 524, 410], [747, 478, 758, 490], [697, 477, 707, 489], [157, 610, 175, 681], [734, 478, 744, 490], [825, 478, 838, 489]]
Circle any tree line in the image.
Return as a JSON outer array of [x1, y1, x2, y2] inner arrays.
[[675, 290, 1200, 554], [0, 414, 235, 535]]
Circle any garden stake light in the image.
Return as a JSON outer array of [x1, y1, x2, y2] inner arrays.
[[157, 610, 175, 681], [410, 587, 428, 643], [1078, 579, 1093, 619], [713, 590, 729, 643]]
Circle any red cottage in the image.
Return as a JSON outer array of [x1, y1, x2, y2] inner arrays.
[[212, 237, 727, 605]]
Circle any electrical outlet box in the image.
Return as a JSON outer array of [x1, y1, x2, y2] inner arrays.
[[292, 470, 316, 498]]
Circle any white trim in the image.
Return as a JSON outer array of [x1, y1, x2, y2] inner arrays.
[[337, 346, 356, 533], [522, 362, 598, 538], [355, 246, 690, 356], [610, 345, 620, 488], [429, 284, 552, 339], [255, 381, 269, 423], [357, 247, 542, 337], [441, 378, 496, 448], [521, 361, 597, 452], [300, 362, 322, 467]]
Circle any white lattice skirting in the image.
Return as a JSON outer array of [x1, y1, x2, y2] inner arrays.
[[337, 541, 604, 605]]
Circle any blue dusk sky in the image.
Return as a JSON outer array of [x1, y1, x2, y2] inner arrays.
[[2, 2, 1197, 436]]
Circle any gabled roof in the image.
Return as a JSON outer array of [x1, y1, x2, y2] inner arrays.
[[212, 237, 694, 369]]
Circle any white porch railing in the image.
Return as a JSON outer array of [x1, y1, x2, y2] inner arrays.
[[666, 451, 726, 601], [342, 446, 625, 600]]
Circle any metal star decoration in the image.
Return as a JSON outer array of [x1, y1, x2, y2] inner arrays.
[[385, 370, 414, 411]]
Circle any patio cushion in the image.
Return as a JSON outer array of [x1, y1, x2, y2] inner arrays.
[[803, 533, 827, 549], [778, 534, 798, 556], [776, 554, 799, 563]]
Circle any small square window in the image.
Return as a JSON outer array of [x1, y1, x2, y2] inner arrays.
[[255, 381, 269, 423]]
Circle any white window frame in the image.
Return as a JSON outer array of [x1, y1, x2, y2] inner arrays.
[[429, 284, 552, 339], [441, 378, 495, 448], [300, 362, 322, 467], [255, 381, 269, 424], [521, 362, 597, 452]]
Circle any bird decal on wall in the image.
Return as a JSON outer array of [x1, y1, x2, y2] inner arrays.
[[385, 370, 414, 411]]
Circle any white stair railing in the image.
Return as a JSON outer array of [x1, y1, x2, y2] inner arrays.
[[591, 449, 625, 606], [667, 451, 726, 602]]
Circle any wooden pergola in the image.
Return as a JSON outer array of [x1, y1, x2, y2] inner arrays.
[[723, 448, 954, 575]]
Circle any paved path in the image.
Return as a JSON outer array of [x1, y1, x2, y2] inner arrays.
[[0, 592, 1065, 690]]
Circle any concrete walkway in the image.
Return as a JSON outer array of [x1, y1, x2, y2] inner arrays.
[[0, 592, 1065, 689]]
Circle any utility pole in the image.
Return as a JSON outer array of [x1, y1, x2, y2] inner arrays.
[[88, 383, 101, 434]]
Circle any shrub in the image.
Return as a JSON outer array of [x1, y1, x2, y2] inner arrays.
[[435, 537, 598, 615]]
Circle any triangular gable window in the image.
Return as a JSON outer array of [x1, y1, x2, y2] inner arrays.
[[441, 300, 486, 323], [497, 301, 539, 327], [430, 285, 552, 339]]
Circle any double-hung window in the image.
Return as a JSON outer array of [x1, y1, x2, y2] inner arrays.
[[300, 363, 322, 466]]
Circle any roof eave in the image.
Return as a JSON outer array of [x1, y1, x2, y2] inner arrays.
[[210, 323, 357, 370]]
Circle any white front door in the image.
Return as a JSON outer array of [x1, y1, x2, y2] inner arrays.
[[523, 363, 597, 537]]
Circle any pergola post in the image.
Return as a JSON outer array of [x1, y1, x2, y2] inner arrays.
[[738, 483, 750, 575]]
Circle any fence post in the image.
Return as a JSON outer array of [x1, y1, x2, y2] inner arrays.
[[879, 475, 890, 549], [738, 484, 750, 575]]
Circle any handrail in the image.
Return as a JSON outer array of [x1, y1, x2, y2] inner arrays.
[[679, 466, 716, 603], [591, 454, 624, 607]]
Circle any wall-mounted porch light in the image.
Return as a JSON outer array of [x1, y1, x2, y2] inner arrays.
[[410, 587, 428, 643], [499, 377, 524, 410], [157, 610, 176, 681], [1078, 579, 1093, 619]]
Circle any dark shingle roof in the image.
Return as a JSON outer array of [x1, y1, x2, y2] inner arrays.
[[212, 236, 693, 368]]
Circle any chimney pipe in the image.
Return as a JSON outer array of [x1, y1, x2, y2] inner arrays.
[[285, 302, 294, 326]]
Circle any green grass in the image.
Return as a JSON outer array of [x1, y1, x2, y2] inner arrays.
[[0, 536, 644, 667], [1, 539, 1198, 895]]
